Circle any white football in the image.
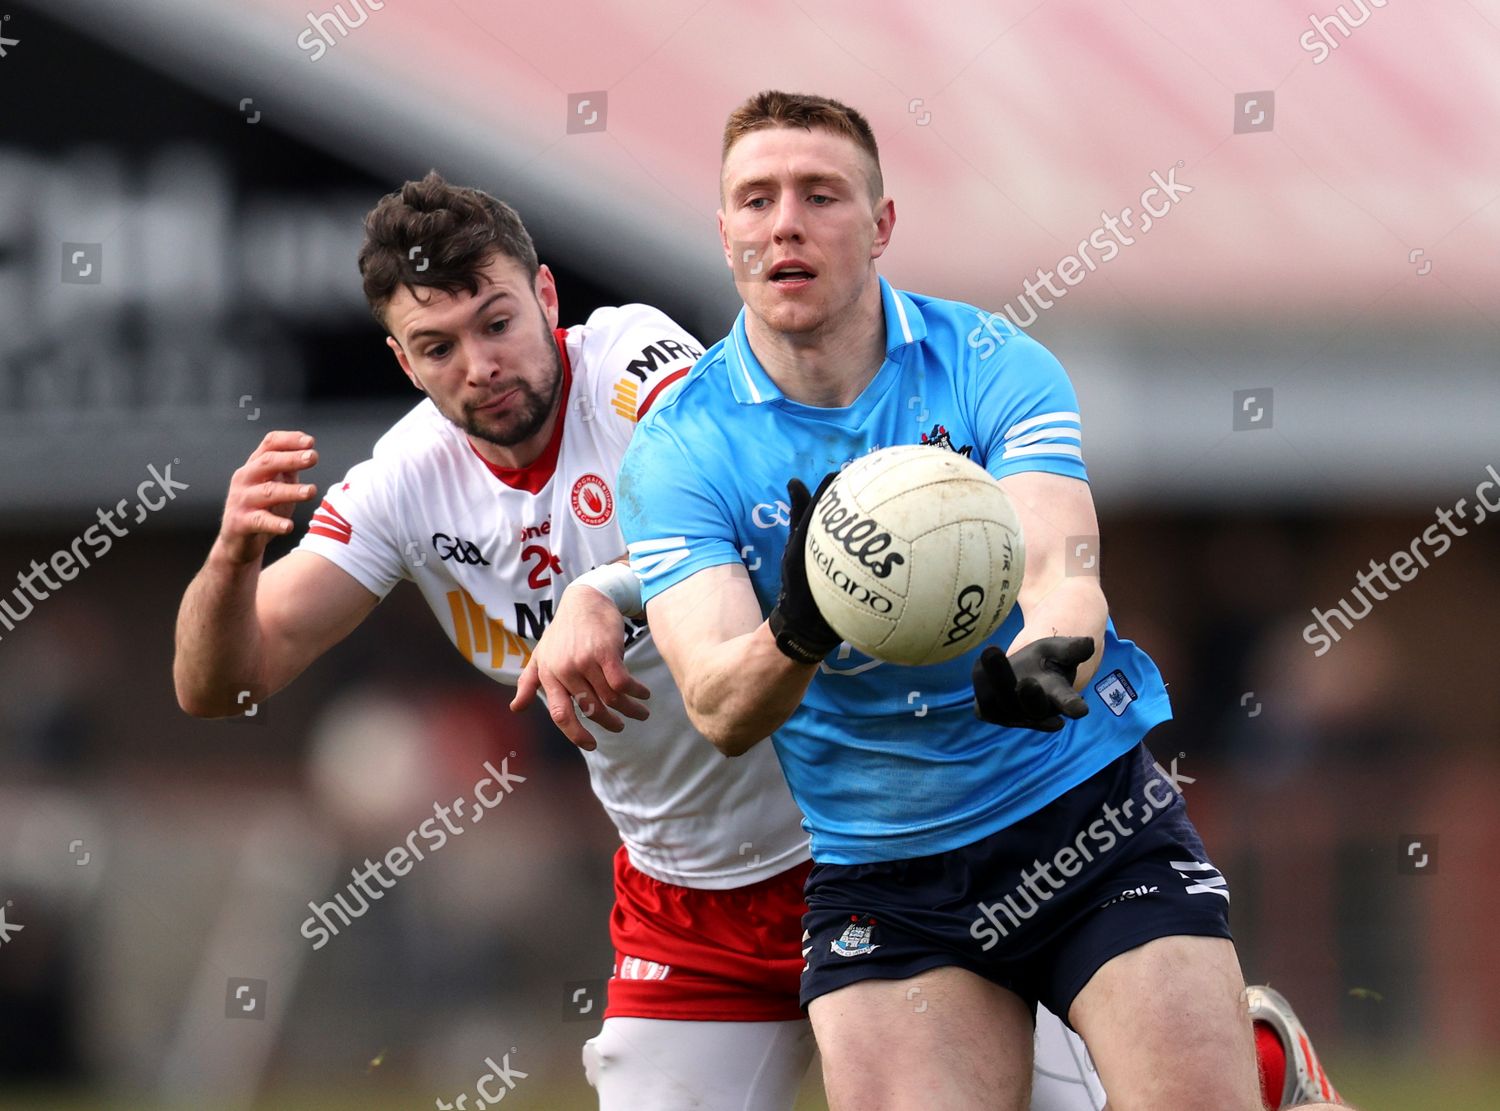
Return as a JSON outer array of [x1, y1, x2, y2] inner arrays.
[[805, 445, 1025, 666]]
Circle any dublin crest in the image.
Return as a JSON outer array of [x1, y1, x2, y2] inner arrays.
[[920, 423, 973, 457], [830, 914, 881, 957]]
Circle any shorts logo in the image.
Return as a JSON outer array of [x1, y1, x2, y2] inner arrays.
[[830, 914, 881, 958], [1094, 669, 1137, 716], [1171, 860, 1229, 902], [570, 473, 614, 527], [1099, 883, 1159, 910], [615, 954, 672, 981]]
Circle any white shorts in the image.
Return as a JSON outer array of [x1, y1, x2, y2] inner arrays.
[[583, 1016, 815, 1111], [581, 1005, 1107, 1110], [1033, 1003, 1108, 1110]]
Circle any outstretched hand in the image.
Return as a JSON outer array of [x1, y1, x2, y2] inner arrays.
[[511, 583, 651, 751], [215, 430, 321, 566], [767, 472, 843, 665], [972, 636, 1094, 732]]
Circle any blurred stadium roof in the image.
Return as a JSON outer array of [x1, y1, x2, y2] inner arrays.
[[53, 0, 1500, 317], [20, 0, 1500, 512]]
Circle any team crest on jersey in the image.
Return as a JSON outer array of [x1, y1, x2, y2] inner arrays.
[[1093, 669, 1138, 717], [570, 473, 614, 527], [830, 914, 881, 958], [920, 424, 973, 457]]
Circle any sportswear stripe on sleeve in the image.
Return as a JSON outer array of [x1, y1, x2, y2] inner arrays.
[[1001, 411, 1082, 461], [308, 500, 353, 544], [627, 536, 692, 581]]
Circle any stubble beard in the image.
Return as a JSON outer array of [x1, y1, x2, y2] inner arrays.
[[462, 323, 563, 448]]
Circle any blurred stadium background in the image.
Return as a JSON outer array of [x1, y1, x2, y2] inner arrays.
[[1, 0, 1497, 1107]]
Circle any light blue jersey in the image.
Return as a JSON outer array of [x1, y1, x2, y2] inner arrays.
[[618, 278, 1171, 864]]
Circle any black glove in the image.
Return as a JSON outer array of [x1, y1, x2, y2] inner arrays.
[[767, 473, 842, 665], [973, 637, 1095, 731]]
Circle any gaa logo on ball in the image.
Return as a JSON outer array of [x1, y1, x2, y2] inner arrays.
[[805, 445, 1025, 666]]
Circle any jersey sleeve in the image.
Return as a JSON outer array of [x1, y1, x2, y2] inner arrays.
[[617, 421, 741, 605], [585, 304, 705, 442], [970, 325, 1089, 483], [294, 457, 409, 598]]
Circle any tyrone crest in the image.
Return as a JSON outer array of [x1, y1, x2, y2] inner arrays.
[[570, 472, 615, 527], [830, 914, 881, 957]]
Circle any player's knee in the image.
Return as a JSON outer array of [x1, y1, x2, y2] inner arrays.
[[582, 1022, 696, 1110], [581, 1038, 600, 1088], [581, 1029, 617, 1089], [581, 1021, 642, 1089]]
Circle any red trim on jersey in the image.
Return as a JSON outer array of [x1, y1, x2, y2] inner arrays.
[[308, 499, 352, 543], [637, 365, 690, 420], [313, 500, 351, 529], [470, 327, 573, 494], [604, 845, 811, 1022]]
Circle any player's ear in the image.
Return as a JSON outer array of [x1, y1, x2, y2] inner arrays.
[[535, 264, 560, 329], [717, 209, 733, 270], [386, 335, 425, 393], [870, 196, 895, 261]]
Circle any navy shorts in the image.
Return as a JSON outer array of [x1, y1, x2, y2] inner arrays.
[[800, 742, 1232, 1024]]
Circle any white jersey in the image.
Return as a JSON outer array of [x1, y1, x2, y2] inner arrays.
[[298, 304, 810, 889]]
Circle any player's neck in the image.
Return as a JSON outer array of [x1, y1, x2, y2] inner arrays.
[[746, 279, 886, 408], [467, 402, 561, 471]]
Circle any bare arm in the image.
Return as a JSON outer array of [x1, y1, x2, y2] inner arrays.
[[998, 470, 1109, 688], [173, 430, 379, 717], [645, 563, 816, 757]]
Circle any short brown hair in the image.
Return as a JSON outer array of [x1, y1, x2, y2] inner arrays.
[[721, 90, 883, 199], [358, 171, 539, 331]]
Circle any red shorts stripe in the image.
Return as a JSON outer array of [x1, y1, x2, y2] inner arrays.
[[605, 845, 811, 1022]]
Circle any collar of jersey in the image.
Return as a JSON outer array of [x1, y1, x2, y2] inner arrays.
[[724, 276, 928, 408], [471, 326, 573, 494]]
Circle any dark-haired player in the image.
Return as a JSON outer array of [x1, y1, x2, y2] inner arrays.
[[174, 173, 815, 1110]]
